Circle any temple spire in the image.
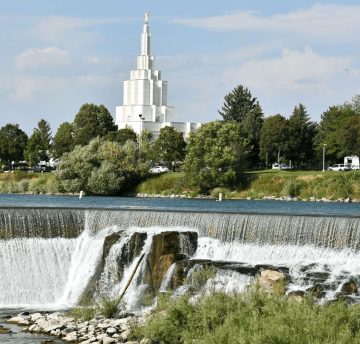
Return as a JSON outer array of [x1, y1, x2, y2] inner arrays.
[[141, 11, 151, 56]]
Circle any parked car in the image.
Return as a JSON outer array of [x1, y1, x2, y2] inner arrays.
[[149, 165, 169, 174], [328, 164, 351, 171], [272, 163, 293, 170]]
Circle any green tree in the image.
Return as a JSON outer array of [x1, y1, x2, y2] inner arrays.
[[286, 104, 317, 167], [25, 119, 52, 165], [52, 122, 74, 158], [341, 115, 360, 156], [259, 115, 288, 166], [0, 124, 28, 167], [154, 126, 186, 167], [73, 104, 117, 146], [219, 85, 259, 122], [184, 121, 248, 192], [139, 129, 157, 162], [315, 104, 356, 163], [219, 85, 264, 167], [105, 127, 137, 145], [56, 138, 149, 195]]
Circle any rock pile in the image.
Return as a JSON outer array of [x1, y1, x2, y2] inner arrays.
[[7, 312, 148, 344]]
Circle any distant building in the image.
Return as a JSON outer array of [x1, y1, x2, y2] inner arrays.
[[115, 12, 201, 138]]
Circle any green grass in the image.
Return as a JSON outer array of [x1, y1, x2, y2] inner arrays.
[[136, 169, 360, 200], [131, 288, 360, 344], [136, 172, 193, 195], [0, 172, 58, 194]]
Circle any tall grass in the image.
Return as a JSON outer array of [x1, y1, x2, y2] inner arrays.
[[136, 172, 192, 195], [0, 172, 59, 194], [131, 288, 360, 344]]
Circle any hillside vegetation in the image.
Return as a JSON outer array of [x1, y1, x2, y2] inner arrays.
[[137, 170, 360, 201], [131, 289, 360, 344]]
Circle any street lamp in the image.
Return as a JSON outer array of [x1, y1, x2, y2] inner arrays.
[[138, 114, 145, 134], [322, 144, 327, 172], [138, 114, 145, 156]]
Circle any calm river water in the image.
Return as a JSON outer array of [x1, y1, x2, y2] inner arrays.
[[0, 193, 360, 216]]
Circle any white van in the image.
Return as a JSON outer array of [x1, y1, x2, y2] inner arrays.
[[344, 156, 360, 170]]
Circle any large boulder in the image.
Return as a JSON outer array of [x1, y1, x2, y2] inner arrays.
[[116, 232, 147, 282], [145, 231, 198, 293], [341, 280, 358, 295], [257, 269, 286, 295]]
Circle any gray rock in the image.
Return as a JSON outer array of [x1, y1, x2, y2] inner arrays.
[[103, 337, 116, 344], [106, 327, 117, 335], [63, 331, 78, 342]]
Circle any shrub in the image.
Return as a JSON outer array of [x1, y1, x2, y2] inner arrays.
[[100, 297, 120, 318], [131, 288, 360, 344], [282, 178, 303, 197]]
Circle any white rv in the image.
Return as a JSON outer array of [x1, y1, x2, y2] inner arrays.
[[344, 156, 360, 170]]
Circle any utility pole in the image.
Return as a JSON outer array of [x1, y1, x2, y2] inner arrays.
[[322, 144, 327, 172]]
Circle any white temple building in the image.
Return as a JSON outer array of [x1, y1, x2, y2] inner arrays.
[[115, 12, 201, 138]]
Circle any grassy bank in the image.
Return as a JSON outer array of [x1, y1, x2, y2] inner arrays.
[[137, 170, 360, 200], [131, 289, 360, 344], [2, 169, 360, 200], [0, 171, 58, 194]]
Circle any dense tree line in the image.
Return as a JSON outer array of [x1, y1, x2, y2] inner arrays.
[[1, 89, 360, 194]]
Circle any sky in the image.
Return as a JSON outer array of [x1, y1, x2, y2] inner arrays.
[[0, 0, 359, 134]]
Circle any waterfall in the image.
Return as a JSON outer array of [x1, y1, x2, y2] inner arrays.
[[85, 210, 360, 250], [2, 206, 360, 309], [0, 227, 112, 309], [0, 208, 83, 238]]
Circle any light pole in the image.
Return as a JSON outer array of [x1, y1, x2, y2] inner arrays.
[[138, 114, 145, 157], [322, 144, 327, 172]]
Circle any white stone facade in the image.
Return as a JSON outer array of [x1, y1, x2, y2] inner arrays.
[[115, 13, 201, 138]]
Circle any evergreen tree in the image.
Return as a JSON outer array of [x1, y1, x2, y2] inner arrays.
[[219, 85, 263, 167], [286, 104, 317, 167], [219, 85, 259, 122], [25, 119, 52, 165]]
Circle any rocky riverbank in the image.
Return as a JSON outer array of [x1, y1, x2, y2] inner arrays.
[[5, 311, 148, 344]]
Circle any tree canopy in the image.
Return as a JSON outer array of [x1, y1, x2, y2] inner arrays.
[[25, 119, 52, 165], [52, 122, 74, 158], [0, 124, 28, 164], [154, 126, 186, 167], [219, 85, 264, 167], [56, 138, 150, 195], [184, 121, 248, 192], [105, 127, 137, 145], [73, 104, 117, 146], [259, 115, 288, 165], [286, 104, 317, 166]]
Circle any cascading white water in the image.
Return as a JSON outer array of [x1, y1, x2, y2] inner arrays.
[[193, 237, 360, 300], [0, 227, 114, 309], [3, 207, 360, 310]]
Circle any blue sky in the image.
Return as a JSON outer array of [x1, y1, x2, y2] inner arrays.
[[0, 0, 359, 134]]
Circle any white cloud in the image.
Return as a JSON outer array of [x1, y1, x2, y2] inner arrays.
[[15, 47, 70, 70], [223, 47, 352, 92], [174, 4, 360, 42]]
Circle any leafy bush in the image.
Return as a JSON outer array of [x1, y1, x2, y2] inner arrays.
[[131, 288, 360, 344], [282, 178, 303, 197], [100, 297, 120, 318], [56, 138, 150, 195]]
